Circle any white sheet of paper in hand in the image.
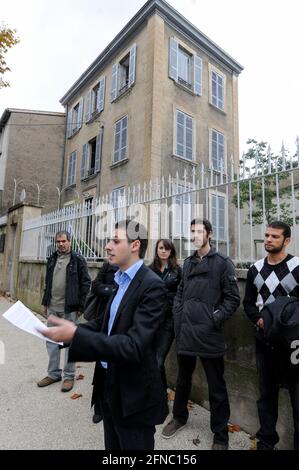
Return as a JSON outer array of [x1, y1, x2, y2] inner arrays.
[[2, 300, 63, 345]]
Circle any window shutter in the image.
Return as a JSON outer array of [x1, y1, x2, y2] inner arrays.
[[81, 144, 88, 179], [128, 44, 137, 87], [72, 151, 77, 185], [176, 110, 185, 156], [67, 109, 72, 138], [97, 77, 106, 112], [78, 97, 83, 129], [114, 121, 121, 162], [111, 63, 118, 102], [95, 132, 103, 172], [85, 90, 91, 122], [194, 55, 202, 95], [169, 37, 178, 81]]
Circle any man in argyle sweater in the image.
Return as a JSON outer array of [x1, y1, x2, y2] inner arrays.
[[243, 221, 299, 450]]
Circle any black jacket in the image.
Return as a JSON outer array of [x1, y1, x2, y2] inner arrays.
[[173, 249, 240, 357], [148, 264, 182, 317], [89, 262, 118, 320], [262, 296, 299, 346], [69, 264, 168, 427], [42, 251, 91, 313]]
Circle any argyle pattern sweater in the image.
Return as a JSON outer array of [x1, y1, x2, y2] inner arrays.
[[243, 254, 299, 323]]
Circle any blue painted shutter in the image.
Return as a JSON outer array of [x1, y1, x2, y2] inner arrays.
[[111, 63, 118, 102], [194, 55, 202, 95], [169, 37, 178, 81], [97, 77, 105, 112], [128, 44, 136, 87], [78, 97, 83, 129], [80, 143, 88, 179], [85, 90, 91, 122], [95, 132, 102, 172]]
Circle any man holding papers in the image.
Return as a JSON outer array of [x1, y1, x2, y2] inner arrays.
[[37, 230, 90, 393]]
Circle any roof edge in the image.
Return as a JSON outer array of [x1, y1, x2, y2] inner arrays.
[[60, 0, 243, 106]]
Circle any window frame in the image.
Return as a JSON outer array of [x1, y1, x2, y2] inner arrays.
[[113, 115, 128, 164], [209, 65, 226, 111], [174, 109, 195, 162], [210, 128, 226, 173], [210, 191, 226, 241]]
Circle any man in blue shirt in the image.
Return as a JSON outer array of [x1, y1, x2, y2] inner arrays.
[[42, 219, 168, 450]]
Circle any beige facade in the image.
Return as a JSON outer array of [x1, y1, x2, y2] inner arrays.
[[60, 0, 243, 209], [0, 109, 65, 216]]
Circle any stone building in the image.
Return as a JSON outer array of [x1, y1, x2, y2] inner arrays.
[[0, 108, 65, 216], [60, 0, 243, 239]]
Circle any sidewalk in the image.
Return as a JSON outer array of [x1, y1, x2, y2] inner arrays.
[[0, 296, 250, 450]]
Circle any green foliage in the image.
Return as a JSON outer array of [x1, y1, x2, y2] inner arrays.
[[233, 139, 299, 225]]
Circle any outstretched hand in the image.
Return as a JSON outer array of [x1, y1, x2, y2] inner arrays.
[[41, 315, 77, 343]]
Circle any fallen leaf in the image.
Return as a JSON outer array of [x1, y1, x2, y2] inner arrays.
[[192, 436, 200, 446], [76, 374, 85, 380], [70, 393, 82, 400], [228, 423, 241, 433], [187, 400, 194, 410], [76, 365, 82, 368], [167, 391, 175, 401], [250, 438, 257, 451]]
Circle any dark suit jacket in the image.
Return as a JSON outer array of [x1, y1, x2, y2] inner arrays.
[[69, 263, 168, 428]]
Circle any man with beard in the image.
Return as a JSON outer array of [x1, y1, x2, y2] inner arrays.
[[162, 219, 240, 449], [243, 221, 299, 450]]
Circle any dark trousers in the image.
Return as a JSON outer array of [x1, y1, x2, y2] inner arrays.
[[256, 339, 299, 450], [101, 396, 155, 450], [156, 317, 174, 391], [173, 354, 230, 445]]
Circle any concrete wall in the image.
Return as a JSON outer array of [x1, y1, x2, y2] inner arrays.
[[16, 259, 101, 315], [13, 260, 293, 448]]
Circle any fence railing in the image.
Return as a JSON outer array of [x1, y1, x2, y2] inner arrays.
[[20, 144, 299, 264]]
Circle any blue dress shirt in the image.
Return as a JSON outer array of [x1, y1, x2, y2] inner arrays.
[[101, 259, 143, 369]]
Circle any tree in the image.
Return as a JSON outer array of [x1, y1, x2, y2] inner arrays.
[[233, 138, 299, 226], [0, 23, 19, 88]]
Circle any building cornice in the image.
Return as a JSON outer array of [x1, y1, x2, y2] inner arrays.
[[60, 0, 243, 106], [0, 108, 65, 131]]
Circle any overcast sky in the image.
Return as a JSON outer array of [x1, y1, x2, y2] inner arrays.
[[1, 0, 298, 155]]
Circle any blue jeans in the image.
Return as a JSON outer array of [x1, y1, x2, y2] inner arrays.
[[46, 310, 77, 380]]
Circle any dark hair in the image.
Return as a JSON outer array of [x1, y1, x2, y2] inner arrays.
[[152, 239, 179, 271], [190, 218, 213, 235], [55, 230, 71, 241], [267, 221, 291, 239], [115, 219, 148, 258]]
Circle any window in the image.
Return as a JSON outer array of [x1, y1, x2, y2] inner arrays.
[[211, 129, 225, 172], [67, 151, 77, 186], [173, 185, 192, 238], [80, 132, 103, 179], [85, 76, 106, 122], [169, 38, 202, 95], [111, 44, 136, 102], [211, 70, 224, 110], [211, 194, 225, 240], [113, 116, 128, 163], [67, 98, 83, 138], [175, 110, 194, 161], [112, 186, 126, 222]]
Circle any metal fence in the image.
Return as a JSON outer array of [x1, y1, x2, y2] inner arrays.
[[20, 142, 299, 264]]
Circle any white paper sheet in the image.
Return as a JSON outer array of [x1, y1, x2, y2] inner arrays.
[[2, 300, 63, 345]]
